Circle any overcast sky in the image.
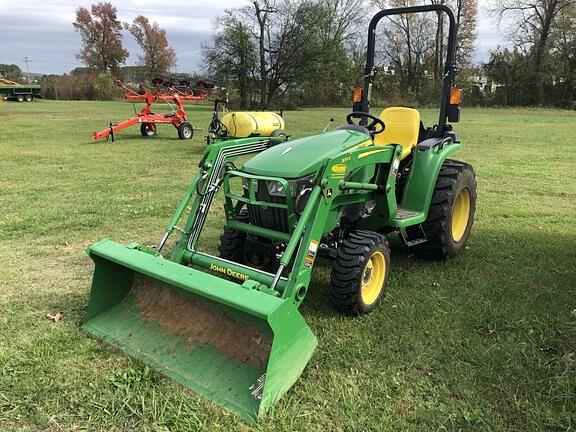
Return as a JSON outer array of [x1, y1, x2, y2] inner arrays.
[[0, 0, 506, 75]]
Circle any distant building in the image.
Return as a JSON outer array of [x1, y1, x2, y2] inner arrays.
[[382, 66, 395, 76], [471, 75, 500, 93]]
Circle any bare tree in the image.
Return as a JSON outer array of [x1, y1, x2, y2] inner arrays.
[[429, 0, 446, 79], [251, 1, 277, 108], [239, 0, 322, 108], [429, 0, 477, 76], [372, 0, 436, 95], [370, 0, 477, 98], [492, 0, 575, 104]]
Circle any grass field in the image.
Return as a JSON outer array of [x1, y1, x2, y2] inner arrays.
[[0, 100, 575, 431]]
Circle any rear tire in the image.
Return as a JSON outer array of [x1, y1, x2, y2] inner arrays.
[[16, 95, 24, 102], [407, 159, 476, 260], [24, 95, 32, 102], [140, 123, 156, 137], [329, 231, 391, 315], [178, 122, 193, 140]]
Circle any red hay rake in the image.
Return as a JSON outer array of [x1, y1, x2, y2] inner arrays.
[[93, 78, 214, 142]]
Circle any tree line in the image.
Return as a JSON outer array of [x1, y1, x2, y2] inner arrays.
[[204, 0, 575, 109], [37, 0, 575, 109]]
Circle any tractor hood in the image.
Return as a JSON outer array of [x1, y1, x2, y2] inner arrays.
[[242, 129, 371, 179]]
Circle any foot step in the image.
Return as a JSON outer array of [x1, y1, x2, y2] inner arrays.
[[405, 237, 427, 247], [395, 208, 419, 220], [399, 224, 428, 247]]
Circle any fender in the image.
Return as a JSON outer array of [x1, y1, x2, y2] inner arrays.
[[400, 138, 462, 217]]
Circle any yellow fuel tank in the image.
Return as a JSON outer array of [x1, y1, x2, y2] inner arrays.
[[220, 112, 285, 138]]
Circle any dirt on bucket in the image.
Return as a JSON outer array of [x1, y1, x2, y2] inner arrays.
[[134, 276, 272, 368]]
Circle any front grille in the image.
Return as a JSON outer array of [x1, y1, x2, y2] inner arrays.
[[247, 180, 290, 233]]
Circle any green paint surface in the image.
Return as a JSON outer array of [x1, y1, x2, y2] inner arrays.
[[83, 288, 267, 421], [242, 129, 369, 178]]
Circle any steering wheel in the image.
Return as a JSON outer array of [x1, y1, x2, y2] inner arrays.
[[346, 112, 385, 134]]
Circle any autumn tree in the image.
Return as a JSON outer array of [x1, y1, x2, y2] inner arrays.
[[73, 2, 128, 77], [127, 16, 177, 80]]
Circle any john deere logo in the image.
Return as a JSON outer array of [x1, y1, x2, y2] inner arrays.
[[331, 164, 347, 174], [210, 264, 249, 281]]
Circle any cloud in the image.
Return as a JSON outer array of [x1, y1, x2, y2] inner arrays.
[[474, 7, 509, 62], [0, 0, 508, 74], [0, 0, 238, 74]]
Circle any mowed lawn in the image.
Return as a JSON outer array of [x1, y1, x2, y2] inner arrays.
[[0, 100, 574, 431]]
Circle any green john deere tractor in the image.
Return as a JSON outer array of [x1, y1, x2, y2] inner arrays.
[[82, 5, 476, 421]]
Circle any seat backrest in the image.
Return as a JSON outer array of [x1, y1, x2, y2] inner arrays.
[[373, 107, 420, 159]]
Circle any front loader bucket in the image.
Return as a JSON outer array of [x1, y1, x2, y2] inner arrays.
[[83, 240, 317, 421]]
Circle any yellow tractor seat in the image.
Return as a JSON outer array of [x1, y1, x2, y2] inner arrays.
[[373, 107, 421, 159]]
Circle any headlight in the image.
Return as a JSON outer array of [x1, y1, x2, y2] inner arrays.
[[266, 180, 286, 197], [266, 174, 315, 198]]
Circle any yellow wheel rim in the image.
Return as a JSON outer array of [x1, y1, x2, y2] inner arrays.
[[451, 187, 471, 242], [360, 251, 386, 305]]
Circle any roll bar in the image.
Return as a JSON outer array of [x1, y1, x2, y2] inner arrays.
[[360, 5, 459, 133]]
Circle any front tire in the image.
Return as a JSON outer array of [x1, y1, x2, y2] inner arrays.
[[329, 231, 391, 315], [219, 216, 248, 264], [407, 159, 477, 260], [218, 214, 275, 269], [177, 122, 193, 140]]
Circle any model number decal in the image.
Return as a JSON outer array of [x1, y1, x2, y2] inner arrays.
[[331, 164, 347, 178], [331, 164, 347, 174]]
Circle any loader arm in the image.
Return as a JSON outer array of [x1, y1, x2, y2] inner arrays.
[[175, 141, 403, 305]]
